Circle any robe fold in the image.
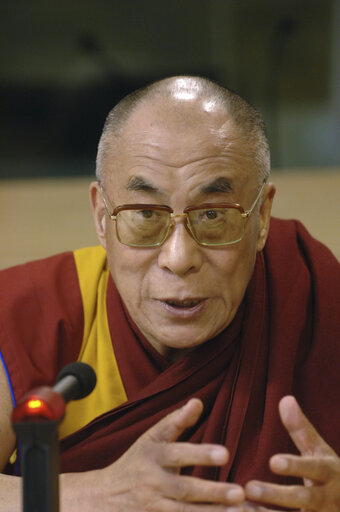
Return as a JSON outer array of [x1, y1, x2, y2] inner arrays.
[[60, 219, 340, 483], [1, 218, 339, 484]]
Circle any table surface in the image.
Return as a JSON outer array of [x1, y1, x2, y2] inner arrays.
[[0, 170, 339, 270]]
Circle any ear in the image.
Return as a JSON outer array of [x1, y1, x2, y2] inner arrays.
[[257, 182, 276, 251], [89, 181, 107, 249]]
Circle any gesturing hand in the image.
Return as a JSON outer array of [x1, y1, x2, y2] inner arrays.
[[245, 395, 340, 511], [89, 398, 244, 512]]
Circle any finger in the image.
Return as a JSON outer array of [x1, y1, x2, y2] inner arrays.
[[159, 442, 229, 468], [161, 501, 244, 512], [245, 480, 323, 510], [279, 396, 335, 457], [243, 500, 293, 512], [164, 472, 245, 505], [144, 398, 204, 443], [270, 453, 338, 483]]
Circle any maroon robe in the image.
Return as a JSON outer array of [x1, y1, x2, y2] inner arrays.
[[58, 218, 340, 484]]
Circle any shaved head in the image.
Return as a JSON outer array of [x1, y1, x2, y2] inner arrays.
[[96, 76, 270, 185]]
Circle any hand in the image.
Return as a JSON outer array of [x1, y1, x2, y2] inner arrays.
[[245, 395, 340, 511], [72, 398, 245, 512]]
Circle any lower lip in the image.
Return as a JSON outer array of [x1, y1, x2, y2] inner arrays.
[[158, 300, 206, 319]]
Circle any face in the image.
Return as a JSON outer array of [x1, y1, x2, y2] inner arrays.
[[90, 95, 275, 360]]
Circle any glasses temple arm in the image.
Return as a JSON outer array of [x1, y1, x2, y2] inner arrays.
[[244, 177, 268, 217], [99, 183, 116, 220]]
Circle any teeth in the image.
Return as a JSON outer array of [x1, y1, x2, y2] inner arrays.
[[166, 299, 200, 308]]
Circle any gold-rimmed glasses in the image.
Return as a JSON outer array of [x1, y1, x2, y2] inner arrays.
[[99, 178, 267, 248]]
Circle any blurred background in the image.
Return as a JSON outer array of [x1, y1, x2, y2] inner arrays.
[[1, 0, 339, 267]]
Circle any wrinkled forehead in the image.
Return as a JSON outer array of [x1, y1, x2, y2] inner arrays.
[[102, 97, 258, 194]]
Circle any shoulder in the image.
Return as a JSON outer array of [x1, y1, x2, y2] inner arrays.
[[0, 246, 107, 307], [263, 217, 340, 359], [0, 246, 107, 400], [0, 246, 108, 335], [263, 218, 340, 371], [264, 218, 340, 323], [1, 250, 78, 299], [266, 217, 340, 276]]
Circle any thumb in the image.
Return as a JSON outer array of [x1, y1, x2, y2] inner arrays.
[[144, 398, 204, 444], [279, 395, 334, 456]]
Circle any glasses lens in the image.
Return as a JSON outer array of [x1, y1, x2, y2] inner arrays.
[[188, 207, 244, 245], [116, 208, 170, 246]]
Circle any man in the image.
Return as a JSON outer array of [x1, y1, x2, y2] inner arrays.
[[0, 76, 339, 511]]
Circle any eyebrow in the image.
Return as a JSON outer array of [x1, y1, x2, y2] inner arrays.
[[199, 177, 233, 194], [126, 176, 159, 193], [126, 175, 233, 197]]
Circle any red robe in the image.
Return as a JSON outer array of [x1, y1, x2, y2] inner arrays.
[[1, 218, 339, 484]]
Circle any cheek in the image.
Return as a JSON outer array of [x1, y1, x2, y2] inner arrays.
[[213, 236, 258, 304], [105, 234, 156, 306]]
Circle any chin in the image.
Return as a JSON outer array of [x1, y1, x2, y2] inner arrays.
[[158, 330, 215, 352]]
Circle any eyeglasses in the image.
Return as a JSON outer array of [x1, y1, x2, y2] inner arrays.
[[99, 178, 267, 248]]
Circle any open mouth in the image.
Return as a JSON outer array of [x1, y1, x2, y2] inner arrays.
[[165, 299, 202, 308], [159, 297, 206, 318]]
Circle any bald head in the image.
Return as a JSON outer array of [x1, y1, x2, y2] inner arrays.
[[96, 76, 270, 185]]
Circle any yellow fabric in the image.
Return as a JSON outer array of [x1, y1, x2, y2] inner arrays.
[[59, 246, 127, 439]]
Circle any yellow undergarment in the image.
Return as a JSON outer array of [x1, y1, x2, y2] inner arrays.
[[59, 246, 127, 439]]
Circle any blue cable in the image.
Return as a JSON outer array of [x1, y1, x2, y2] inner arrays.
[[0, 350, 20, 475], [0, 350, 16, 406]]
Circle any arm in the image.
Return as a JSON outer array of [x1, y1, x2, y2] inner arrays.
[[0, 358, 21, 510], [245, 395, 340, 511]]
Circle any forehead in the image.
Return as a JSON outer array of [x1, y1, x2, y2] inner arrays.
[[103, 98, 257, 196]]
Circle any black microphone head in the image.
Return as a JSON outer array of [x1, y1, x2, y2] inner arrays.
[[56, 362, 96, 400]]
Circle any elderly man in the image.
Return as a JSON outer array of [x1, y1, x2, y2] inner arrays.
[[0, 76, 339, 511]]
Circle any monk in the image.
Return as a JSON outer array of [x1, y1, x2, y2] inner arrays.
[[0, 76, 339, 511]]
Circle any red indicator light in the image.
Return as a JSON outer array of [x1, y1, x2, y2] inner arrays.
[[27, 399, 43, 410], [24, 397, 50, 417], [11, 386, 66, 422]]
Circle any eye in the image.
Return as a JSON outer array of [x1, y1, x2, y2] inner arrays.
[[139, 209, 154, 219], [205, 210, 218, 220]]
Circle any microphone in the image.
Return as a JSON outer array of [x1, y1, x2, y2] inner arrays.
[[11, 363, 96, 512], [54, 361, 97, 402], [12, 362, 97, 423]]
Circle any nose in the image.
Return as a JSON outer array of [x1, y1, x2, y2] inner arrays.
[[157, 220, 203, 276]]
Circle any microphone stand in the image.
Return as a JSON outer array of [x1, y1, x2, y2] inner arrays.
[[11, 362, 96, 512], [11, 387, 66, 512]]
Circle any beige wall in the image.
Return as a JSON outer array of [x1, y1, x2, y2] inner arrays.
[[0, 170, 339, 270]]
